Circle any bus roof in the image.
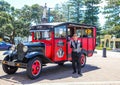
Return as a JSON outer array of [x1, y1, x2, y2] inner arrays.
[[30, 22, 96, 30]]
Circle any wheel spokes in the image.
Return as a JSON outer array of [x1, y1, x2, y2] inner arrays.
[[32, 60, 41, 76]]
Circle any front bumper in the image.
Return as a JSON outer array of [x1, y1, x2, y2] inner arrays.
[[2, 60, 27, 68]]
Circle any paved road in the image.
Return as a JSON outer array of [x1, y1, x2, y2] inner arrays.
[[0, 50, 120, 85]]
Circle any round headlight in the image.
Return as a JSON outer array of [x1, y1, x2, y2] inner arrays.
[[23, 46, 28, 52], [10, 45, 16, 51]]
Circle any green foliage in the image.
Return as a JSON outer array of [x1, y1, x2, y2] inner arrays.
[[0, 0, 11, 12], [0, 1, 44, 43], [60, 0, 101, 27], [103, 0, 120, 37], [67, 0, 84, 23], [0, 0, 102, 43], [31, 4, 43, 24], [83, 0, 101, 26]]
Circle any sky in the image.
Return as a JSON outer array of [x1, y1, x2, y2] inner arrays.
[[4, 0, 68, 8], [4, 0, 106, 26]]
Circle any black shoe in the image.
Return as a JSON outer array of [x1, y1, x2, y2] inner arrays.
[[72, 71, 76, 74], [78, 72, 82, 76]]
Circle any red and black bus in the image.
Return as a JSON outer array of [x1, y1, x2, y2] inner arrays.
[[31, 22, 96, 66], [2, 22, 96, 79]]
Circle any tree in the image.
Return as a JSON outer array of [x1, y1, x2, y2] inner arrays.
[[60, 0, 101, 25], [31, 4, 43, 24], [0, 1, 31, 43], [67, 0, 84, 23], [0, 0, 11, 12], [83, 0, 101, 26], [50, 4, 66, 22], [103, 0, 120, 37], [0, 12, 14, 43]]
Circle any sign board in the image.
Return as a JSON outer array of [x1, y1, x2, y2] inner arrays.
[[85, 29, 92, 35]]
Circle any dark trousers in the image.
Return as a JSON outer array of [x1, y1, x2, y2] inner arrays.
[[72, 52, 81, 73]]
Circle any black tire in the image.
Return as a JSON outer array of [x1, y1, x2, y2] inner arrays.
[[2, 56, 18, 74], [58, 62, 64, 66], [80, 54, 86, 68], [27, 57, 42, 79]]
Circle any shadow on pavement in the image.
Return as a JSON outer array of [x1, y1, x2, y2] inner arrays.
[[0, 63, 100, 84]]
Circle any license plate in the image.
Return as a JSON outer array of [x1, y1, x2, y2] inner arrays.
[[8, 62, 15, 66]]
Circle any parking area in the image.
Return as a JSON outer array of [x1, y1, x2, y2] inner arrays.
[[0, 50, 120, 85]]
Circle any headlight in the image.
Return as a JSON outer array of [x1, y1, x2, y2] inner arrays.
[[10, 45, 16, 51], [23, 46, 28, 52]]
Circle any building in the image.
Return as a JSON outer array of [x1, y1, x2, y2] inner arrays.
[[100, 35, 120, 49]]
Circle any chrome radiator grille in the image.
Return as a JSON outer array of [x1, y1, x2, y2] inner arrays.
[[17, 43, 25, 61]]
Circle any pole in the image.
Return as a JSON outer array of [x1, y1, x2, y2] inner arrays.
[[102, 48, 107, 58], [68, 6, 70, 22]]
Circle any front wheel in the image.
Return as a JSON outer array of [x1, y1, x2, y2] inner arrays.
[[2, 56, 18, 74], [27, 57, 42, 79], [80, 54, 86, 67]]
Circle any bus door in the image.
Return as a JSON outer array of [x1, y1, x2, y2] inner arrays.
[[82, 28, 95, 57], [67, 27, 74, 61], [53, 25, 67, 62]]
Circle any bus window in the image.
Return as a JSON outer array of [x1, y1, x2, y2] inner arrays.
[[34, 32, 41, 40], [34, 31, 50, 40], [76, 28, 82, 37], [68, 28, 74, 37], [55, 25, 66, 38]]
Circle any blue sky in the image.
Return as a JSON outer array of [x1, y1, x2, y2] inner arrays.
[[5, 0, 68, 8], [4, 0, 106, 26]]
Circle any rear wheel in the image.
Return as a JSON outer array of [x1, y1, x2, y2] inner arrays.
[[80, 54, 86, 67], [2, 56, 18, 74], [27, 57, 42, 79]]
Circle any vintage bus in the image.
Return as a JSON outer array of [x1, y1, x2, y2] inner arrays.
[[2, 22, 96, 79]]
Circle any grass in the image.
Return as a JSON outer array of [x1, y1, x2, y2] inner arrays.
[[96, 46, 112, 50]]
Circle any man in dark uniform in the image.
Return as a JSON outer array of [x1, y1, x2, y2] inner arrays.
[[70, 34, 82, 76]]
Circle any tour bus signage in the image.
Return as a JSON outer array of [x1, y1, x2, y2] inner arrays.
[[57, 40, 64, 46], [57, 48, 64, 58], [85, 29, 92, 35]]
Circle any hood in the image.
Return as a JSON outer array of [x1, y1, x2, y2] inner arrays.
[[23, 42, 45, 47]]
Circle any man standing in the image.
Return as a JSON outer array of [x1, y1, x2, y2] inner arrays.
[[70, 34, 82, 76]]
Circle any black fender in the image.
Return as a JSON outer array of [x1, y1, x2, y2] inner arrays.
[[3, 51, 12, 55], [3, 51, 17, 57], [25, 52, 53, 64], [81, 49, 87, 56]]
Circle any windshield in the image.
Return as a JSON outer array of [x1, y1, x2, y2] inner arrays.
[[34, 30, 50, 40]]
